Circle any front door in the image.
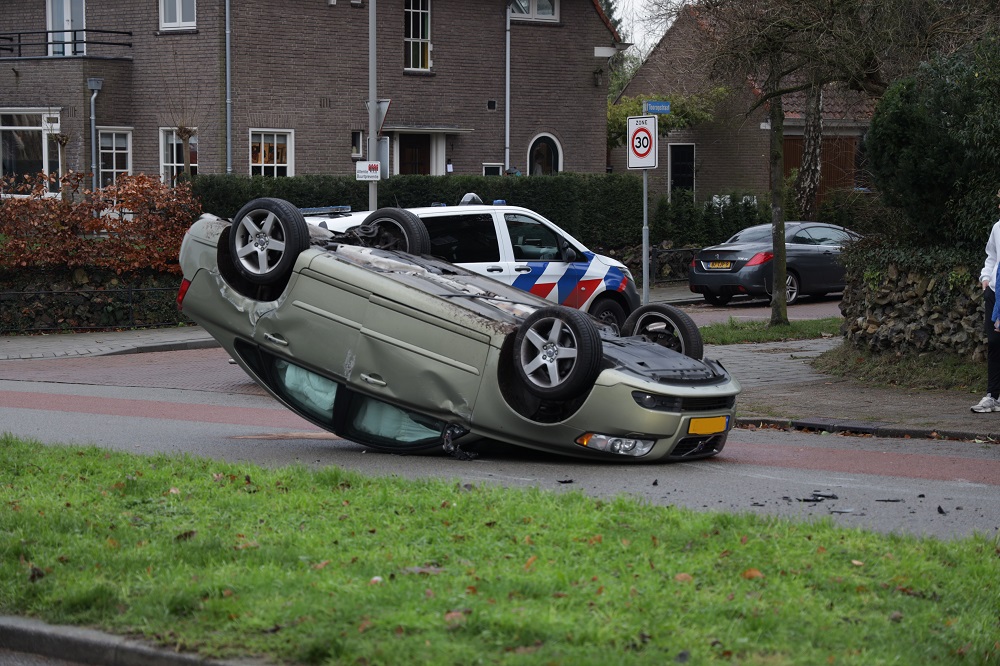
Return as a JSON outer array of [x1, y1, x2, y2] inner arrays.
[[398, 134, 431, 174], [49, 0, 86, 56]]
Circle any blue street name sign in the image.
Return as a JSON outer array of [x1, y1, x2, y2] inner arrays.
[[643, 100, 671, 115]]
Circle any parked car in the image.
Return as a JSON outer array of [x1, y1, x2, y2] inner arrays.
[[306, 195, 639, 332], [177, 198, 740, 462], [688, 222, 860, 306]]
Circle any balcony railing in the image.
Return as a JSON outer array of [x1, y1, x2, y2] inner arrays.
[[0, 29, 132, 59]]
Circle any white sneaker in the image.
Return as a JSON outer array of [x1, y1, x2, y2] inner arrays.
[[971, 395, 1000, 413]]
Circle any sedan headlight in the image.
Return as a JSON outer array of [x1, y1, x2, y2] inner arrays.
[[631, 391, 682, 412], [576, 433, 655, 457]]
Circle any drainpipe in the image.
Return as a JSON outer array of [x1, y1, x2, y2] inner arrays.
[[504, 1, 511, 171], [225, 0, 232, 173], [87, 77, 103, 191]]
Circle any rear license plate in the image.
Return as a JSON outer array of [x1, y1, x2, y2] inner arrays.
[[708, 261, 731, 269], [688, 415, 730, 435]]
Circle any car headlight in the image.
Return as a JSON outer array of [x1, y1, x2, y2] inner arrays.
[[631, 391, 682, 412], [575, 433, 655, 457]]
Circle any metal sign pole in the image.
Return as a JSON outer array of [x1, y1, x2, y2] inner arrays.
[[368, 0, 377, 212], [642, 168, 649, 305]]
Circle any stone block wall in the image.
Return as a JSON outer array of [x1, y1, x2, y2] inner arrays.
[[840, 263, 987, 362]]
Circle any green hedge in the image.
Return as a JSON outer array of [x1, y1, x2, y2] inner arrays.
[[191, 174, 773, 251]]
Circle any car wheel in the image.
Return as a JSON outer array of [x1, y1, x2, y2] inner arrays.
[[622, 304, 704, 359], [588, 297, 626, 334], [358, 208, 432, 255], [785, 271, 800, 305], [513, 307, 602, 401], [229, 198, 310, 285], [703, 293, 732, 306]]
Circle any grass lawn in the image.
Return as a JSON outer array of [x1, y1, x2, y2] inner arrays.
[[3, 434, 998, 665]]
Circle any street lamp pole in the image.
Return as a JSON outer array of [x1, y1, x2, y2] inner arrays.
[[368, 0, 378, 212]]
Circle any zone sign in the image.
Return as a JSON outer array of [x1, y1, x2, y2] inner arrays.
[[627, 115, 657, 170]]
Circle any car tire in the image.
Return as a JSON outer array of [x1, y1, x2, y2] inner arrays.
[[359, 208, 432, 255], [513, 306, 602, 401], [229, 198, 311, 285], [703, 293, 732, 306], [588, 297, 626, 334], [622, 303, 704, 359], [785, 271, 800, 305]]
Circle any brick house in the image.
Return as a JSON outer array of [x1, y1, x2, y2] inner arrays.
[[612, 6, 872, 206], [1, 0, 621, 190]]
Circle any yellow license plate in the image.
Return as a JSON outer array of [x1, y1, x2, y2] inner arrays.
[[688, 415, 730, 435], [708, 261, 731, 269]]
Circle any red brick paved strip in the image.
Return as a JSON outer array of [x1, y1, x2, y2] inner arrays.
[[722, 440, 1000, 486], [0, 390, 315, 430]]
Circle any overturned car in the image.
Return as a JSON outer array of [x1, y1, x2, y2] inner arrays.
[[176, 198, 740, 461]]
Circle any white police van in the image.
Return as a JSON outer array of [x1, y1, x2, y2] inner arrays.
[[307, 195, 640, 331]]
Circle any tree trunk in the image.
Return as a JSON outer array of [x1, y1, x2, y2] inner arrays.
[[176, 126, 195, 184], [794, 82, 823, 221], [768, 80, 789, 327]]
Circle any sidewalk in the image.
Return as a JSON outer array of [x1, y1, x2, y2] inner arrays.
[[1, 282, 996, 442]]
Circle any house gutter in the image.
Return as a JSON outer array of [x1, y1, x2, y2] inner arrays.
[[504, 1, 510, 171], [225, 0, 232, 173]]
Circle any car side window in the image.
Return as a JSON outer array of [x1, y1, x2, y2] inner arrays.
[[421, 213, 500, 263], [504, 214, 562, 261], [791, 230, 818, 245], [805, 227, 848, 246], [271, 358, 338, 422]]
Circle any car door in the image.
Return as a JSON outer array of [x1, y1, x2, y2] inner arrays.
[[500, 212, 595, 309], [797, 226, 851, 291], [251, 253, 368, 381]]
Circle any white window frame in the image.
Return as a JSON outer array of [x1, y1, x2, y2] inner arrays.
[[1, 109, 62, 195], [351, 130, 364, 159], [483, 163, 504, 176], [510, 0, 558, 22], [250, 129, 294, 177], [526, 132, 563, 176], [159, 127, 198, 185], [403, 0, 432, 71], [97, 127, 132, 187], [160, 0, 197, 31], [47, 0, 86, 56]]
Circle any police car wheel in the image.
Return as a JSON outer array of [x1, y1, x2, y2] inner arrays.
[[228, 198, 310, 285], [589, 297, 626, 334], [622, 304, 704, 360], [513, 307, 602, 401], [359, 208, 432, 255]]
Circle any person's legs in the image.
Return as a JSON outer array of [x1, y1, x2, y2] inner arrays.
[[973, 288, 1000, 412]]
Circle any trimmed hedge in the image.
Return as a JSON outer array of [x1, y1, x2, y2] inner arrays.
[[191, 173, 770, 252]]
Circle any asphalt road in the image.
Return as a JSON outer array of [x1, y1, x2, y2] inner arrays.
[[2, 295, 998, 541]]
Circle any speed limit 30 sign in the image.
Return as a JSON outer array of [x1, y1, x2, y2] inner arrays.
[[627, 115, 657, 170]]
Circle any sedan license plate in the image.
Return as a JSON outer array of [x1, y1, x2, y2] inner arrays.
[[708, 261, 731, 269], [687, 415, 729, 435]]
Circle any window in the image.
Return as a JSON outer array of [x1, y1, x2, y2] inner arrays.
[[505, 214, 565, 261], [351, 130, 364, 159], [1, 111, 61, 192], [48, 0, 86, 56], [422, 213, 500, 263], [98, 129, 131, 187], [528, 134, 560, 176], [250, 130, 293, 177], [511, 0, 558, 21], [483, 163, 504, 176], [160, 128, 198, 184], [404, 0, 431, 70], [160, 0, 196, 30], [668, 143, 695, 197]]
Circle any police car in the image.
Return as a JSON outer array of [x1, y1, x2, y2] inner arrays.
[[304, 195, 640, 331]]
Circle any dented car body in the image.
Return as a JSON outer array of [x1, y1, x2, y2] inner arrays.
[[177, 202, 740, 462]]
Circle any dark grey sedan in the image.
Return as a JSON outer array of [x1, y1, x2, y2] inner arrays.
[[688, 222, 860, 306]]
